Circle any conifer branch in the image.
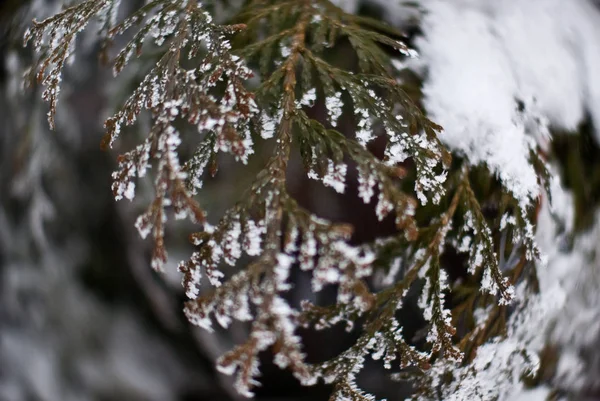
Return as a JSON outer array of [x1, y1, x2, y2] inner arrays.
[[24, 0, 547, 399]]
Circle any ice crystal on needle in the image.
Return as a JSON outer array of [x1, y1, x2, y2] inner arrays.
[[26, 0, 549, 399]]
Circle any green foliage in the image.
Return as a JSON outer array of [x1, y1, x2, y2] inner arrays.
[[24, 0, 547, 399]]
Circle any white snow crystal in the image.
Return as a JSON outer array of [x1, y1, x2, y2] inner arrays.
[[325, 92, 344, 127]]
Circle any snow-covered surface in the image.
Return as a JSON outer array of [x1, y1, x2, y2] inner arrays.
[[410, 0, 600, 206]]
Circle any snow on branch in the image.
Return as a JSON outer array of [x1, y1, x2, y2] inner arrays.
[[24, 0, 552, 399]]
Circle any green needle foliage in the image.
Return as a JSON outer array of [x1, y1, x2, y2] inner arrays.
[[24, 0, 548, 399]]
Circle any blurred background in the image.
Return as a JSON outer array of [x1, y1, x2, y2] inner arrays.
[[2, 1, 600, 400]]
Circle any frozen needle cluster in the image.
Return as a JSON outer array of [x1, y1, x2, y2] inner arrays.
[[25, 0, 553, 399]]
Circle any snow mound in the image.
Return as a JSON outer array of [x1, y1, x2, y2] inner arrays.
[[412, 0, 600, 206]]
